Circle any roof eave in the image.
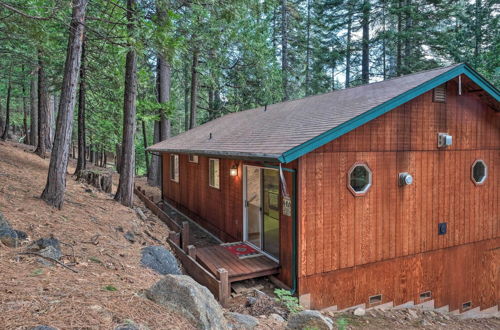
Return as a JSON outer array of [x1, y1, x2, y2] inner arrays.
[[279, 63, 499, 163], [147, 147, 282, 163]]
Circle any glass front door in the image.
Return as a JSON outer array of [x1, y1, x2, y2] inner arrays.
[[244, 166, 280, 260]]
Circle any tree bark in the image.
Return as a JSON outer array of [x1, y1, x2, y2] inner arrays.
[[22, 67, 30, 145], [41, 0, 88, 209], [281, 0, 289, 101], [114, 0, 138, 207], [396, 0, 403, 76], [345, 1, 352, 88], [1, 76, 12, 141], [403, 0, 411, 71], [474, 0, 482, 62], [189, 49, 199, 129], [75, 36, 87, 176], [142, 119, 149, 174], [184, 62, 189, 131], [30, 72, 38, 146], [361, 0, 370, 84], [35, 53, 49, 157], [305, 0, 311, 96], [148, 54, 171, 186]]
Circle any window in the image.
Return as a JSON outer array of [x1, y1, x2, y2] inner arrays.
[[348, 163, 372, 196], [433, 84, 446, 103], [188, 154, 199, 163], [209, 158, 220, 189], [471, 160, 487, 185], [169, 154, 179, 182]]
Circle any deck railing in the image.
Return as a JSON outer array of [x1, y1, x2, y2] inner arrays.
[[134, 186, 229, 305]]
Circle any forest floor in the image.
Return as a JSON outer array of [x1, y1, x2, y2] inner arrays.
[[0, 140, 498, 330], [0, 141, 193, 329]]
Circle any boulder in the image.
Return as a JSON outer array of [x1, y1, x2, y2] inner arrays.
[[286, 310, 332, 330], [269, 313, 286, 323], [0, 212, 11, 230], [14, 230, 28, 241], [31, 237, 61, 252], [39, 245, 62, 260], [0, 228, 18, 247], [141, 246, 181, 275], [225, 312, 259, 329], [31, 326, 58, 330], [146, 274, 227, 329], [353, 307, 366, 316]]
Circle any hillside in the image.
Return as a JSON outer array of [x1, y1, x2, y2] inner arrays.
[[0, 141, 192, 329]]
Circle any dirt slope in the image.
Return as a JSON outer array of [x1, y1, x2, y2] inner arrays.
[[0, 141, 193, 329]]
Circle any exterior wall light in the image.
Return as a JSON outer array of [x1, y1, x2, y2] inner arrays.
[[399, 172, 413, 186], [230, 164, 238, 177]]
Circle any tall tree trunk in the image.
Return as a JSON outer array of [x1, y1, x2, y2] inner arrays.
[[1, 76, 12, 141], [305, 0, 311, 96], [142, 119, 149, 174], [41, 0, 88, 209], [361, 0, 370, 84], [396, 0, 403, 76], [115, 0, 138, 207], [75, 36, 87, 176], [189, 49, 198, 129], [345, 7, 352, 88], [281, 0, 289, 101], [403, 0, 411, 72], [474, 0, 481, 62], [22, 66, 30, 145], [382, 0, 387, 79], [30, 71, 38, 146], [148, 53, 171, 186], [35, 53, 49, 157], [184, 62, 189, 131]]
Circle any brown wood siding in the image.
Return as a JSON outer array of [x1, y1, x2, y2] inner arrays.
[[162, 156, 297, 287], [298, 238, 499, 311], [162, 155, 243, 241], [298, 82, 499, 309]]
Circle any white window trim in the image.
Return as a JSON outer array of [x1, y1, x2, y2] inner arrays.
[[471, 159, 487, 185], [209, 158, 220, 189], [170, 154, 179, 183], [347, 162, 372, 196], [188, 154, 199, 163]]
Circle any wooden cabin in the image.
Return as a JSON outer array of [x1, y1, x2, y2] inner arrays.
[[148, 63, 499, 313]]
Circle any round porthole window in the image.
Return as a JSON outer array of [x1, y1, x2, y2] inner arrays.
[[348, 163, 372, 196], [471, 160, 487, 185]]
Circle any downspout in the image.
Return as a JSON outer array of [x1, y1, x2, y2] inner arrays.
[[264, 164, 298, 295]]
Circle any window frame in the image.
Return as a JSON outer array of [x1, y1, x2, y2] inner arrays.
[[188, 154, 199, 163], [347, 162, 372, 197], [209, 158, 220, 189], [471, 159, 487, 185], [169, 154, 179, 183]]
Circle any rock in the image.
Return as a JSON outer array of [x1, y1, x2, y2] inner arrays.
[[31, 237, 61, 252], [354, 307, 366, 316], [269, 313, 286, 323], [141, 246, 181, 275], [225, 312, 259, 329], [146, 274, 227, 329], [0, 228, 18, 247], [114, 324, 140, 330], [39, 245, 62, 260], [124, 231, 136, 243], [408, 309, 418, 319], [246, 297, 257, 306], [0, 212, 11, 230], [14, 230, 28, 241], [287, 310, 332, 330], [31, 326, 58, 330]]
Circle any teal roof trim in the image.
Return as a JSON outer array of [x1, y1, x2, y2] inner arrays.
[[278, 64, 499, 163]]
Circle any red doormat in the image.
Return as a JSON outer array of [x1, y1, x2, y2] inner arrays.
[[222, 242, 261, 259]]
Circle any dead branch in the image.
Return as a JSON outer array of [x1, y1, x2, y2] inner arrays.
[[17, 252, 79, 273]]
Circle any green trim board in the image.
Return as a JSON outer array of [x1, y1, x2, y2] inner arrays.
[[278, 63, 499, 163]]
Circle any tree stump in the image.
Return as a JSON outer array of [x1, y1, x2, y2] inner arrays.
[[77, 169, 112, 193]]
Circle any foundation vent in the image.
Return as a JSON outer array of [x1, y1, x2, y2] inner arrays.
[[462, 301, 472, 310], [369, 294, 382, 305], [419, 291, 432, 301]]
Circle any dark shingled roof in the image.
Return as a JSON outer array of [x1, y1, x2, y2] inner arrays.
[[148, 63, 498, 162]]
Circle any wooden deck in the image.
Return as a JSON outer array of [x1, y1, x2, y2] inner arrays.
[[196, 245, 280, 283]]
